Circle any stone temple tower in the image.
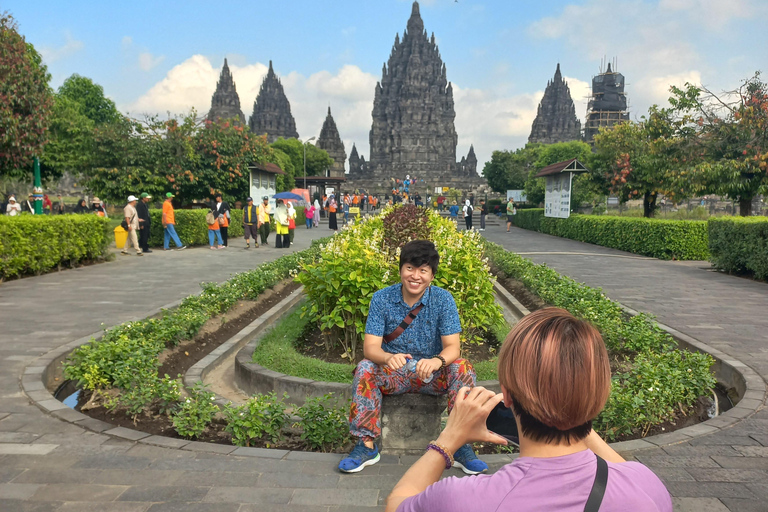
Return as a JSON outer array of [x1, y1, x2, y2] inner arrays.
[[528, 63, 582, 144], [207, 58, 245, 124], [316, 107, 346, 178], [248, 61, 299, 143], [367, 2, 459, 183], [584, 62, 629, 144]]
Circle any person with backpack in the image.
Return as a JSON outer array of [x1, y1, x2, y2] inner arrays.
[[462, 200, 474, 231], [206, 204, 224, 250]]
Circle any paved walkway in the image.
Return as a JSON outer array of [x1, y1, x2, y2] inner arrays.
[[0, 222, 766, 511]]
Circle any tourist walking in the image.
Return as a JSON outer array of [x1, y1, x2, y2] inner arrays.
[[273, 199, 290, 249], [463, 200, 474, 230], [242, 197, 259, 249], [162, 193, 186, 251], [506, 197, 516, 233], [448, 202, 459, 223], [479, 199, 487, 231], [137, 193, 152, 253], [327, 194, 338, 231], [313, 199, 321, 227], [305, 203, 315, 229], [287, 201, 297, 242], [257, 196, 271, 246], [213, 193, 230, 247], [384, 308, 672, 512], [6, 196, 21, 216], [121, 195, 142, 256], [206, 205, 224, 250]]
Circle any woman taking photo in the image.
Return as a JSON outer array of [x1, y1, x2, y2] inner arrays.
[[386, 308, 672, 512]]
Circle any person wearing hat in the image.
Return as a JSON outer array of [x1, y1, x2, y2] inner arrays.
[[6, 195, 21, 216], [91, 197, 108, 218], [137, 193, 153, 253], [257, 195, 271, 246], [162, 192, 186, 251], [22, 193, 35, 214], [242, 197, 259, 249], [122, 195, 142, 256]]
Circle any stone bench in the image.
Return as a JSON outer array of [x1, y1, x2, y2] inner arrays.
[[381, 393, 448, 455]]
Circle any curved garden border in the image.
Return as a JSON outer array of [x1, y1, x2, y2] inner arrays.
[[21, 269, 767, 458]]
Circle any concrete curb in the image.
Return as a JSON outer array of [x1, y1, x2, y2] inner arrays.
[[19, 274, 766, 460]]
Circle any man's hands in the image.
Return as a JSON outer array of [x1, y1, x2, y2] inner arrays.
[[437, 386, 507, 453], [385, 353, 412, 371], [416, 358, 442, 381]]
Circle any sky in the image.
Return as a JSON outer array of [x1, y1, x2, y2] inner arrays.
[[6, 0, 768, 172]]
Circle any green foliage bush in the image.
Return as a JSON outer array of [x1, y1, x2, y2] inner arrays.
[[509, 209, 709, 260], [295, 394, 351, 452], [0, 214, 110, 279], [484, 241, 716, 440], [223, 392, 289, 446], [296, 205, 504, 359], [171, 383, 219, 439], [708, 217, 768, 280]]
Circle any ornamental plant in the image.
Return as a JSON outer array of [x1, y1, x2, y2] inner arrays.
[[171, 382, 219, 439], [223, 392, 289, 447], [295, 394, 350, 452]]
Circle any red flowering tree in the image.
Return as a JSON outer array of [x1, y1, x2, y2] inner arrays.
[[0, 12, 53, 178]]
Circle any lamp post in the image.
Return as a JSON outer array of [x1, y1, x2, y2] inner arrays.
[[303, 136, 316, 191]]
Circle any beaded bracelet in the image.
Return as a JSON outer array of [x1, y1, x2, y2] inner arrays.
[[426, 441, 454, 470]]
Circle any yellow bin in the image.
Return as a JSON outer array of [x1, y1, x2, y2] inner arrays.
[[114, 226, 128, 249]]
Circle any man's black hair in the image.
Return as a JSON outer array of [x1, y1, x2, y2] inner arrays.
[[399, 240, 439, 274], [214, 193, 222, 199]]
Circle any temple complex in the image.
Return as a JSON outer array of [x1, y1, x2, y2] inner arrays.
[[207, 59, 245, 124], [584, 62, 629, 143], [315, 107, 346, 178], [346, 1, 485, 195], [248, 61, 299, 143], [528, 64, 581, 144]]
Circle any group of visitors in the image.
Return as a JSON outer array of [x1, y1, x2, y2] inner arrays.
[[3, 193, 104, 216], [120, 192, 187, 256], [334, 239, 671, 512]]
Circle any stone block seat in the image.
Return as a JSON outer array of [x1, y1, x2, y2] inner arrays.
[[381, 393, 448, 455]]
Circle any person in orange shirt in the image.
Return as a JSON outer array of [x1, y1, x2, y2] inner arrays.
[[213, 193, 231, 247], [328, 194, 338, 231], [162, 192, 186, 250]]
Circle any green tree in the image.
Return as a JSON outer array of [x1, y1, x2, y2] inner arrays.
[[39, 95, 95, 182], [0, 12, 53, 177], [57, 74, 122, 126], [523, 141, 592, 207], [270, 138, 333, 185], [481, 147, 534, 193], [271, 148, 296, 192], [670, 74, 768, 216]]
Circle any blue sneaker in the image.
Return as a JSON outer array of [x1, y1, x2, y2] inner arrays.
[[338, 440, 380, 473], [453, 444, 488, 475]]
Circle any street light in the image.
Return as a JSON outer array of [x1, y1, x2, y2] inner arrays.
[[303, 136, 316, 191]]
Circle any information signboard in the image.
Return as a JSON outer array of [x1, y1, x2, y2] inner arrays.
[[506, 190, 527, 203], [544, 173, 573, 219]]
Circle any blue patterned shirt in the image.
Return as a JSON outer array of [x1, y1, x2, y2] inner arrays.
[[365, 283, 462, 360]]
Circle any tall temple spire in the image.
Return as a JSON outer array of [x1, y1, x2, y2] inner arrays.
[[207, 58, 245, 124], [584, 61, 628, 143], [316, 106, 346, 178], [248, 61, 299, 143], [528, 63, 581, 144]]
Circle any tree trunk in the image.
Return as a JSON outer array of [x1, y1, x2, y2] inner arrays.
[[739, 196, 752, 216], [643, 191, 658, 218]]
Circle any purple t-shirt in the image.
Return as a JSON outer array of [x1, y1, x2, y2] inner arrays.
[[397, 449, 672, 512]]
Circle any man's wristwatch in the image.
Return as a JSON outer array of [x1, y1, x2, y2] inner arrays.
[[434, 355, 447, 369]]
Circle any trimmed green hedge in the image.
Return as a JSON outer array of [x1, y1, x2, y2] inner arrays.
[[143, 207, 306, 247], [709, 217, 768, 280], [0, 215, 111, 280], [510, 209, 709, 260]]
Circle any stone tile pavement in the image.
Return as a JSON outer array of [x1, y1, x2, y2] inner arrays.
[[0, 221, 766, 510]]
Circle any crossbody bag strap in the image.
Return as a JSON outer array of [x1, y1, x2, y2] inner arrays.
[[383, 303, 424, 343], [583, 454, 608, 512]]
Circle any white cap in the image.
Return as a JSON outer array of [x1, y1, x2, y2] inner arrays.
[[127, 195, 138, 202]]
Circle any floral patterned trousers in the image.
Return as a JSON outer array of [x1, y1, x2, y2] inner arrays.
[[349, 358, 477, 441]]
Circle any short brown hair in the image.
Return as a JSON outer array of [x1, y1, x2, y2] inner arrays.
[[498, 308, 611, 444]]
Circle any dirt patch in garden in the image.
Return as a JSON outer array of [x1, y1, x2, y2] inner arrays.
[[489, 263, 548, 312]]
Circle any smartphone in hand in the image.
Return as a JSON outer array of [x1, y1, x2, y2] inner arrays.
[[486, 402, 520, 447]]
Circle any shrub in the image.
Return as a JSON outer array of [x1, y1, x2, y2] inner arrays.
[[0, 214, 111, 279], [708, 217, 768, 280], [484, 241, 716, 440], [509, 208, 544, 231], [382, 204, 431, 254], [145, 209, 244, 248], [171, 383, 220, 439], [295, 394, 350, 451], [223, 392, 289, 446]]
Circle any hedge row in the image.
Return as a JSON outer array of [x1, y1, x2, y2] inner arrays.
[[142, 207, 306, 247], [510, 209, 709, 260], [709, 217, 768, 280], [0, 215, 111, 280]]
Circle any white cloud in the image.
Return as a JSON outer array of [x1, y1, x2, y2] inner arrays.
[[138, 52, 165, 71], [121, 36, 133, 48], [39, 31, 84, 64], [659, 0, 754, 30]]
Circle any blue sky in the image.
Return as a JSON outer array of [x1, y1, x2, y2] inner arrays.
[[7, 0, 768, 169]]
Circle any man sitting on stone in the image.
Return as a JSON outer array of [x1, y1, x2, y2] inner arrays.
[[339, 240, 487, 474]]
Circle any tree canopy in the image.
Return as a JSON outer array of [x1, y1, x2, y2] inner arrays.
[[57, 74, 122, 126], [0, 12, 53, 178], [481, 146, 535, 193], [270, 138, 334, 187]]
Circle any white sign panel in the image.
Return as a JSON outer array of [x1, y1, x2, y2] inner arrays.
[[544, 173, 573, 219], [506, 190, 527, 203]]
